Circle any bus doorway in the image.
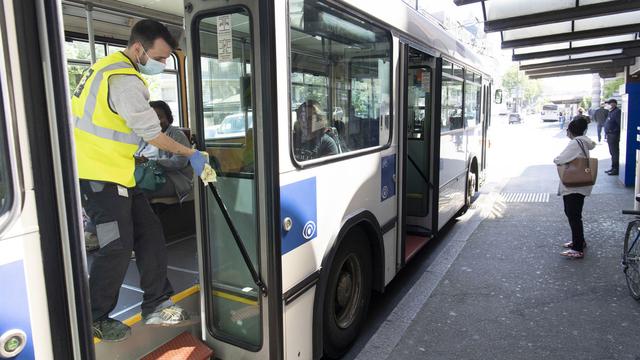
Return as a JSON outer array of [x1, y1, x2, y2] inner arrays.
[[402, 46, 436, 263]]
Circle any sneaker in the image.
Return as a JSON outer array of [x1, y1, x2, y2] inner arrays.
[[93, 318, 130, 342], [144, 304, 190, 326], [85, 231, 99, 252], [560, 249, 584, 258]]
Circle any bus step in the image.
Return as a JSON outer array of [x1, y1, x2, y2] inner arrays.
[[141, 331, 213, 360]]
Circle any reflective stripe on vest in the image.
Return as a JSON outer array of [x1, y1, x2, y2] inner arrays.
[[73, 62, 139, 145]]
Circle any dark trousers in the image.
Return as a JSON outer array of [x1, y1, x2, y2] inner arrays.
[[80, 180, 173, 321], [596, 123, 604, 142], [607, 134, 620, 171], [563, 193, 585, 252]]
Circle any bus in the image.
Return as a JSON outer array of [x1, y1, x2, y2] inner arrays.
[[541, 103, 560, 122], [0, 0, 496, 359]]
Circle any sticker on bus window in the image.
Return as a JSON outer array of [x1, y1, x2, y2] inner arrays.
[[381, 154, 396, 202], [280, 177, 317, 255], [217, 15, 233, 62]]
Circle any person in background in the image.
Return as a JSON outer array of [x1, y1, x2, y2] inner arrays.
[[573, 107, 591, 123], [554, 117, 595, 259], [73, 19, 207, 341], [604, 99, 621, 176], [135, 101, 193, 201], [559, 112, 565, 129], [293, 100, 339, 160], [593, 102, 609, 143]]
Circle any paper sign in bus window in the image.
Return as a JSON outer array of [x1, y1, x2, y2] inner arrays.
[[217, 15, 233, 62]]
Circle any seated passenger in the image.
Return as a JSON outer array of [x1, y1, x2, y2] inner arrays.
[[135, 100, 193, 202], [293, 100, 339, 160]]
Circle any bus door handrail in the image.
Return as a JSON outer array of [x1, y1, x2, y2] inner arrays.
[[407, 154, 433, 189], [207, 184, 268, 296]]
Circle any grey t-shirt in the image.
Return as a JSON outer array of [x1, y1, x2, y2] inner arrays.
[[108, 75, 161, 142]]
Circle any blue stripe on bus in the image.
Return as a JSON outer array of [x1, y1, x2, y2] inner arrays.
[[381, 154, 396, 202], [0, 260, 35, 359], [280, 177, 317, 255]]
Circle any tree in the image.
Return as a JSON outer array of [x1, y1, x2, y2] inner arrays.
[[603, 77, 625, 99], [500, 65, 541, 110]]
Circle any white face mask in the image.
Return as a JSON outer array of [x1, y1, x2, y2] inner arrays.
[[137, 47, 166, 75], [605, 104, 612, 110]]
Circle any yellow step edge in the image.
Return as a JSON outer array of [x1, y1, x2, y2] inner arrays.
[[92, 284, 258, 344], [94, 285, 200, 344]]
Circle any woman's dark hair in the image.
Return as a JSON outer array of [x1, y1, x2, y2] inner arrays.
[[567, 117, 588, 136], [129, 19, 178, 50], [149, 100, 174, 124]]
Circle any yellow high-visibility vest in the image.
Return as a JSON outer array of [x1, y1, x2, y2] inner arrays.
[[72, 51, 147, 187]]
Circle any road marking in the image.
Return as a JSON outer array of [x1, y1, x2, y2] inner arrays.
[[500, 192, 549, 203]]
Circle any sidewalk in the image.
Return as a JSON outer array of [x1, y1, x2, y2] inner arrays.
[[360, 121, 640, 360]]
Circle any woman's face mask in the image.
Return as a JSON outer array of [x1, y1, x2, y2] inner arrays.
[[605, 104, 612, 110]]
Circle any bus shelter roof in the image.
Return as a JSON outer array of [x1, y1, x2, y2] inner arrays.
[[454, 0, 640, 79]]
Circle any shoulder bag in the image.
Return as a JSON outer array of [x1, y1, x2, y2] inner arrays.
[[556, 139, 598, 187]]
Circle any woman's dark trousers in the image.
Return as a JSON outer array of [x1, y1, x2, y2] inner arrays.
[[563, 193, 585, 252]]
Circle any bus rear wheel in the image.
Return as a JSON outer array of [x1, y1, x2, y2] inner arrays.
[[323, 229, 372, 358]]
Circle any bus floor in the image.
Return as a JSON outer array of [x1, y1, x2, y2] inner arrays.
[[86, 234, 199, 322]]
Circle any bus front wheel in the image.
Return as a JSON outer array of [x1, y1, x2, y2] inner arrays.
[[323, 229, 372, 358]]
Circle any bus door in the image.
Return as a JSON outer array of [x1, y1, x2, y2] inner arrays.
[[481, 81, 491, 175], [402, 46, 436, 263], [186, 1, 282, 359]]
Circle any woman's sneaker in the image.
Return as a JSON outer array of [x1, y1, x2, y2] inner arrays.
[[144, 304, 190, 326], [560, 249, 584, 258], [93, 318, 131, 342]]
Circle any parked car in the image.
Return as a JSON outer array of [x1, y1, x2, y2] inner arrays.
[[206, 112, 253, 139], [508, 112, 522, 124]]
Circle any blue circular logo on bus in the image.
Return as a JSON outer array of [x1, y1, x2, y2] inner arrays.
[[302, 221, 316, 240]]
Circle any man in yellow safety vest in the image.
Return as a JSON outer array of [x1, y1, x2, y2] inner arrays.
[[72, 19, 206, 342]]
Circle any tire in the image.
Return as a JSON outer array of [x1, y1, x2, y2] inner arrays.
[[623, 220, 640, 301], [323, 228, 372, 358], [457, 170, 476, 217]]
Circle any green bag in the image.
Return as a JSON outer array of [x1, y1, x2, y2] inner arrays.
[[134, 160, 166, 191]]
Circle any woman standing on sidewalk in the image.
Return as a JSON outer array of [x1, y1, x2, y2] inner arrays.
[[553, 118, 595, 258]]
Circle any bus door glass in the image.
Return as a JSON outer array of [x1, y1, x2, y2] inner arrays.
[[439, 60, 465, 184], [192, 8, 263, 352], [406, 47, 434, 218]]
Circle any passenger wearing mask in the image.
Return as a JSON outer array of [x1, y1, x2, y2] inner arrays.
[[293, 100, 339, 160], [593, 102, 609, 143], [554, 118, 595, 259], [604, 99, 621, 175], [135, 101, 193, 202]]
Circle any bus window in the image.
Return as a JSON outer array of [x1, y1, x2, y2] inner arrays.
[[289, 0, 392, 161], [64, 39, 106, 96], [441, 61, 463, 133], [200, 44, 252, 144], [195, 9, 261, 349], [142, 54, 181, 126], [464, 71, 481, 127], [440, 60, 465, 184]]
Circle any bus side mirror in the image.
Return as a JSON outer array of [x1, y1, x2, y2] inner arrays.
[[494, 89, 503, 104]]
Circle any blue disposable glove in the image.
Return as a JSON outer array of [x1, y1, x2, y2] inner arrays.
[[189, 151, 207, 177]]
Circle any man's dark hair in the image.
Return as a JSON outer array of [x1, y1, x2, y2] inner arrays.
[[129, 19, 178, 50], [568, 117, 588, 136], [149, 100, 174, 124]]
